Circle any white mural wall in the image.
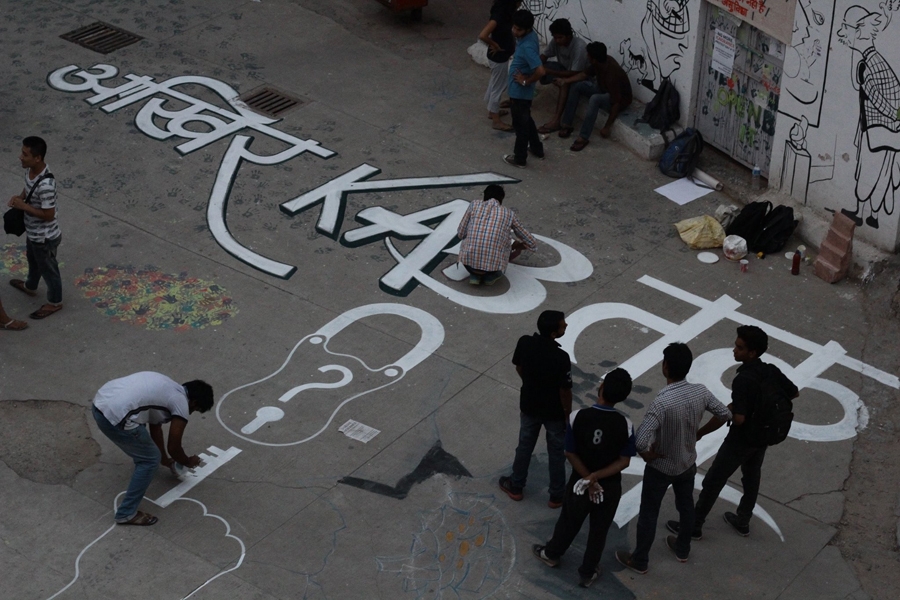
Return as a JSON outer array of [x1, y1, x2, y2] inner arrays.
[[532, 0, 704, 128], [770, 0, 900, 252]]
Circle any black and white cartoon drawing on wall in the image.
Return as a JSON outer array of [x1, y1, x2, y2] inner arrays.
[[640, 0, 691, 91], [527, 0, 592, 42], [619, 37, 649, 85], [780, 0, 835, 125], [837, 5, 900, 229]]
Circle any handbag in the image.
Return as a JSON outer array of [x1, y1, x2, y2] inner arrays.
[[4, 172, 53, 236]]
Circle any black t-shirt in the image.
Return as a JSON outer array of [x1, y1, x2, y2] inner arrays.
[[487, 3, 515, 63], [511, 333, 572, 421], [566, 405, 636, 486], [727, 359, 798, 445]]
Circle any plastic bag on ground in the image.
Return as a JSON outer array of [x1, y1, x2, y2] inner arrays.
[[723, 235, 749, 260], [674, 215, 725, 249]]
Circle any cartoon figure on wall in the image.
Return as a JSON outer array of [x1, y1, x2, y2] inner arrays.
[[640, 0, 691, 91], [838, 5, 900, 229], [619, 38, 649, 85]]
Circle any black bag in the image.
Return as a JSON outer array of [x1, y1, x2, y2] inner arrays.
[[750, 205, 798, 254], [3, 173, 53, 237], [725, 200, 771, 243], [658, 128, 704, 178], [638, 77, 681, 131], [744, 365, 795, 447]]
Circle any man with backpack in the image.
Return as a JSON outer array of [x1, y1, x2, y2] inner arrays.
[[670, 325, 799, 539]]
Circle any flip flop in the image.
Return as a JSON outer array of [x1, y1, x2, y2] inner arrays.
[[558, 127, 574, 139], [538, 124, 561, 134], [570, 138, 590, 152], [0, 319, 28, 331], [118, 511, 158, 526], [488, 110, 509, 118], [10, 279, 37, 297], [499, 99, 511, 109], [29, 304, 63, 320], [492, 122, 514, 132]]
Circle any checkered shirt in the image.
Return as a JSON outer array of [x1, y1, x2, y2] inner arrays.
[[859, 47, 900, 133], [635, 380, 731, 476], [457, 198, 537, 272]]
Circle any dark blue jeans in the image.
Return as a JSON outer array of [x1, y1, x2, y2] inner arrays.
[[511, 412, 566, 498], [694, 438, 767, 527], [509, 98, 543, 165], [631, 463, 697, 568], [26, 235, 62, 304]]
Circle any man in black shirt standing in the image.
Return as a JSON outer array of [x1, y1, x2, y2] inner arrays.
[[499, 310, 573, 508], [532, 368, 636, 588], [673, 325, 799, 539]]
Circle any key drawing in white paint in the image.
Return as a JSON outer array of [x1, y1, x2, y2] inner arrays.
[[216, 303, 444, 446], [150, 445, 243, 508], [557, 274, 899, 541], [46, 493, 245, 600]]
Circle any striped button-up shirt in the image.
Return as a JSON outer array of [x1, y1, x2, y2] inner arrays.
[[457, 198, 537, 272], [635, 380, 731, 476]]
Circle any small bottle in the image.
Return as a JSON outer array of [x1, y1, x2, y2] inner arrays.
[[791, 250, 801, 275], [751, 164, 762, 190]]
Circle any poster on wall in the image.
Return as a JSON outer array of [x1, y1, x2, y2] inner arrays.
[[706, 0, 798, 44], [712, 29, 736, 76]]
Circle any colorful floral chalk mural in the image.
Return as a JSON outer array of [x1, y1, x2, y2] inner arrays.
[[75, 265, 237, 330]]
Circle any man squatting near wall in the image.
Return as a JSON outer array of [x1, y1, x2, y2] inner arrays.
[[456, 184, 537, 286], [7, 136, 64, 320], [558, 42, 633, 152], [92, 372, 214, 526], [505, 9, 546, 168], [499, 310, 573, 508], [670, 325, 799, 539], [617, 343, 731, 572], [536, 18, 589, 135], [532, 368, 636, 588]]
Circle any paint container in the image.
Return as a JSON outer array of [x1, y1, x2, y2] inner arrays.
[[791, 250, 801, 275], [797, 245, 807, 260], [740, 259, 749, 273]]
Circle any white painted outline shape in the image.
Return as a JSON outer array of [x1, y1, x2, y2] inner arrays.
[[216, 303, 445, 446], [150, 446, 243, 508]]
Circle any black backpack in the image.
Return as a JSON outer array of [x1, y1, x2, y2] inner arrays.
[[658, 128, 703, 178], [751, 205, 798, 254], [725, 200, 771, 243], [3, 172, 54, 236], [639, 77, 680, 132], [744, 365, 795, 447]]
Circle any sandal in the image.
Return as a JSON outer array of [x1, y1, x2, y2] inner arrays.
[[118, 511, 158, 526], [0, 319, 28, 331], [500, 99, 511, 109], [570, 138, 590, 152], [29, 304, 63, 320], [492, 122, 514, 132], [538, 123, 561, 134], [10, 279, 37, 297], [558, 127, 574, 139]]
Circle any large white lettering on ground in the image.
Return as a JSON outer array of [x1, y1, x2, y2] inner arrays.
[[47, 64, 591, 312], [557, 275, 900, 541]]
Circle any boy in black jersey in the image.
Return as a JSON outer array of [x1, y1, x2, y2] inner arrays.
[[532, 368, 635, 588]]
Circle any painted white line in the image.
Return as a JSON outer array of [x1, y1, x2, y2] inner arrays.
[[150, 446, 242, 508]]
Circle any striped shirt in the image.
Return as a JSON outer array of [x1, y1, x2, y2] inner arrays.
[[23, 166, 60, 242], [635, 380, 731, 476], [457, 198, 537, 272]]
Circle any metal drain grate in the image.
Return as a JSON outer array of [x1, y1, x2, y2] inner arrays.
[[239, 87, 303, 118], [61, 22, 142, 54]]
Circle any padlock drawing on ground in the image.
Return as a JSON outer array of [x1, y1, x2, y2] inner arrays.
[[216, 303, 444, 446]]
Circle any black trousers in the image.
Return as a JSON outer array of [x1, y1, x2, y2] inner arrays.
[[509, 98, 543, 165], [545, 478, 622, 578], [695, 438, 767, 527]]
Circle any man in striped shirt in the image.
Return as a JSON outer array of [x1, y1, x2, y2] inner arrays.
[[616, 343, 731, 573], [456, 184, 537, 285], [7, 136, 63, 319]]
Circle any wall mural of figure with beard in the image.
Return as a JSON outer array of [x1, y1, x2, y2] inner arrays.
[[837, 5, 900, 230], [640, 0, 691, 92]]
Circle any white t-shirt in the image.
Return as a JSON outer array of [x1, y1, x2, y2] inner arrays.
[[93, 372, 190, 429]]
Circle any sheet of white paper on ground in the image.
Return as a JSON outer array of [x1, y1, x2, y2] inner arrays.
[[339, 419, 380, 443], [655, 177, 715, 205]]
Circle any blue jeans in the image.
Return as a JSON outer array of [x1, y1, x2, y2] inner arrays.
[[561, 80, 611, 140], [25, 235, 62, 304], [539, 61, 565, 85], [511, 412, 566, 498], [92, 405, 160, 521], [631, 463, 697, 568]]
